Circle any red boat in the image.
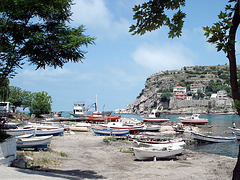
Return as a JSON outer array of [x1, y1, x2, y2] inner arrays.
[[88, 110, 121, 123]]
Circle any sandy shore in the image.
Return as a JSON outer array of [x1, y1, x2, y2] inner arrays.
[[45, 128, 237, 180]]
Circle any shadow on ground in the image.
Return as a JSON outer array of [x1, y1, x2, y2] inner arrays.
[[17, 168, 105, 179]]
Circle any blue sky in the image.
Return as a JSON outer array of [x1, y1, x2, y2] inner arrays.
[[10, 0, 236, 112]]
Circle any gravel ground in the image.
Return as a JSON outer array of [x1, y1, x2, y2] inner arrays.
[[46, 130, 237, 180]]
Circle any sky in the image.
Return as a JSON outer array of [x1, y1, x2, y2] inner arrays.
[[10, 0, 236, 112]]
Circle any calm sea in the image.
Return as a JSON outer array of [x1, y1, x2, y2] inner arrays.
[[120, 113, 240, 158]]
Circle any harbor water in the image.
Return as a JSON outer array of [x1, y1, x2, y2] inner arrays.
[[120, 114, 240, 158]]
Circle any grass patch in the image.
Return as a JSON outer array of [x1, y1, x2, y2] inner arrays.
[[119, 147, 133, 153], [103, 137, 118, 143], [17, 150, 69, 168], [103, 137, 129, 143]]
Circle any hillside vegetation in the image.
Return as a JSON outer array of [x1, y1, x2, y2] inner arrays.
[[127, 65, 238, 114]]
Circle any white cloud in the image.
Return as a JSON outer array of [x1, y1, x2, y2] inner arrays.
[[71, 0, 130, 38], [131, 43, 194, 71]]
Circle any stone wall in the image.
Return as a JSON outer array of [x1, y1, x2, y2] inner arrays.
[[169, 97, 210, 109], [0, 136, 16, 166]]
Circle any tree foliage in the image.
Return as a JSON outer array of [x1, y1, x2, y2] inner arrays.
[[0, 0, 96, 86], [29, 91, 52, 117], [129, 0, 186, 38], [6, 86, 32, 111]]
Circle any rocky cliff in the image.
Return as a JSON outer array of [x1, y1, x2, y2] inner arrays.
[[126, 65, 237, 114]]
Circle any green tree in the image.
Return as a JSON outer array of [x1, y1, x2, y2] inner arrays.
[[29, 91, 52, 117], [0, 0, 96, 87], [21, 90, 32, 111], [6, 86, 32, 111], [7, 86, 22, 108], [160, 89, 172, 102], [197, 89, 204, 99], [130, 0, 240, 178]]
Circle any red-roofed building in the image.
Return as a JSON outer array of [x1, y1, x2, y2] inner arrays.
[[174, 94, 187, 100]]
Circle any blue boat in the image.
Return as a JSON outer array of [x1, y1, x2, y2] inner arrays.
[[91, 127, 130, 136], [35, 128, 64, 136]]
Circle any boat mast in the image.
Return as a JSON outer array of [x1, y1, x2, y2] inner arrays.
[[95, 94, 98, 111]]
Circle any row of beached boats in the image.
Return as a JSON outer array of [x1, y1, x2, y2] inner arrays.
[[4, 122, 66, 149]]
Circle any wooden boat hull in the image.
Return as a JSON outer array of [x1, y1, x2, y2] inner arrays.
[[88, 115, 121, 123], [191, 132, 236, 143], [16, 135, 53, 149], [131, 140, 186, 148], [101, 125, 145, 134], [35, 128, 64, 136], [229, 127, 240, 140], [91, 127, 130, 136], [70, 126, 88, 132], [180, 118, 208, 124], [5, 128, 36, 136], [179, 114, 208, 125], [142, 118, 169, 123], [133, 146, 183, 160]]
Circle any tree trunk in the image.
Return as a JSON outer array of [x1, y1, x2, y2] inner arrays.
[[228, 2, 240, 179]]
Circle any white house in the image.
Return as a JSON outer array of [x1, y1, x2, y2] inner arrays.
[[173, 86, 186, 94], [190, 83, 205, 94]]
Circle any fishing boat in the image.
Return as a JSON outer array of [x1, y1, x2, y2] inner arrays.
[[91, 127, 130, 136], [69, 122, 91, 132], [133, 145, 183, 160], [173, 124, 185, 133], [100, 120, 145, 134], [229, 126, 240, 140], [178, 114, 208, 125], [87, 96, 121, 123], [88, 111, 121, 123], [16, 135, 53, 149], [69, 103, 89, 119], [5, 128, 36, 136], [131, 140, 185, 148], [16, 133, 35, 139], [191, 132, 236, 143], [35, 127, 64, 136], [23, 123, 64, 136], [141, 105, 169, 123], [145, 124, 161, 132]]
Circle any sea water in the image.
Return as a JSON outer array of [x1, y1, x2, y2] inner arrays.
[[121, 113, 240, 158]]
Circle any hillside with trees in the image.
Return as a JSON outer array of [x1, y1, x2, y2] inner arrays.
[[126, 64, 237, 114]]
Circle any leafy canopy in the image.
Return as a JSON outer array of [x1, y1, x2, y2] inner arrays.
[[0, 0, 96, 84], [129, 0, 186, 38], [29, 91, 52, 117]]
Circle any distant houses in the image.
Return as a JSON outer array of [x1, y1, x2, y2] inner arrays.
[[170, 84, 233, 110], [173, 86, 187, 100]]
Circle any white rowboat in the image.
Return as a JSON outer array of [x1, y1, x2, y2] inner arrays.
[[133, 145, 183, 160], [16, 135, 53, 149], [191, 132, 236, 143]]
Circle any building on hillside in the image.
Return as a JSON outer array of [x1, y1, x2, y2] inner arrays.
[[210, 90, 228, 101], [217, 90, 228, 100], [174, 94, 187, 100], [173, 86, 186, 94], [190, 83, 205, 94], [210, 93, 217, 99]]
